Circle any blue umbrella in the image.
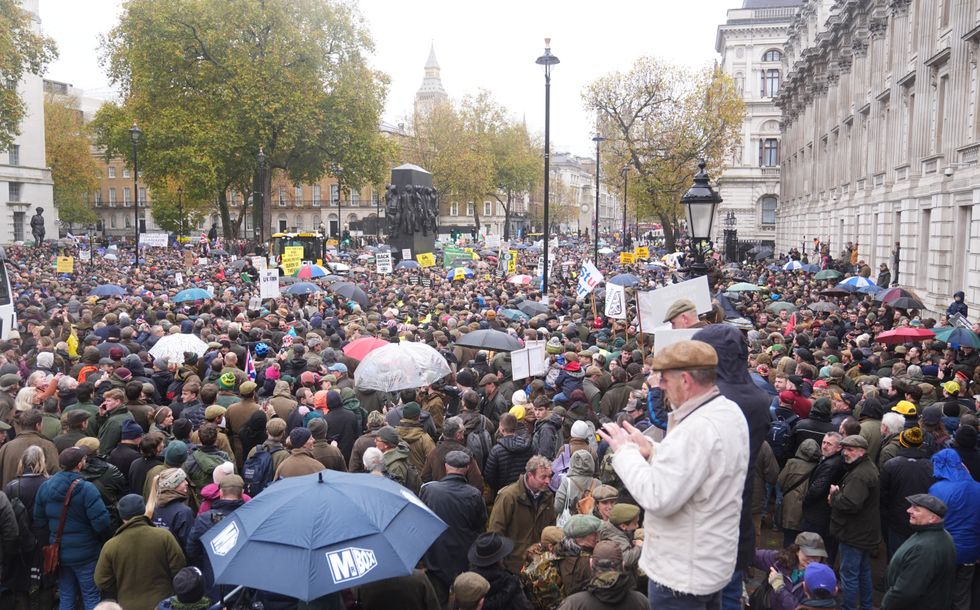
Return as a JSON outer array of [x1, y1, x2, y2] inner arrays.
[[943, 328, 980, 349], [837, 276, 878, 292], [90, 284, 126, 297], [446, 267, 475, 281], [202, 471, 446, 601], [394, 260, 421, 270], [802, 263, 821, 273], [285, 282, 322, 296], [608, 273, 640, 287], [782, 260, 804, 271], [173, 288, 211, 302]]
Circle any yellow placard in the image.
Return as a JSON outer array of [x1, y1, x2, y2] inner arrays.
[[634, 247, 649, 260], [416, 252, 436, 268], [507, 250, 518, 274], [326, 239, 338, 246], [281, 246, 304, 276], [56, 256, 74, 273], [453, 268, 466, 280], [620, 252, 635, 264]]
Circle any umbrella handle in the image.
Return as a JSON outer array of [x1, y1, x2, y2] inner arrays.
[[207, 586, 261, 610]]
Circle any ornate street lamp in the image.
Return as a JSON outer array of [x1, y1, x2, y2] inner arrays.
[[254, 148, 267, 243], [536, 38, 559, 304], [681, 160, 722, 276], [128, 123, 142, 265], [621, 165, 630, 250]]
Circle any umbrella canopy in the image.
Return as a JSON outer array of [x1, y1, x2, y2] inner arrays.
[[103, 253, 119, 261], [329, 282, 369, 308], [499, 308, 530, 322], [820, 288, 851, 298], [597, 247, 614, 255], [294, 264, 330, 279], [939, 327, 980, 349], [446, 267, 475, 281], [354, 342, 452, 392], [727, 282, 763, 292], [394, 260, 421, 270], [284, 282, 321, 296], [516, 300, 548, 316], [814, 269, 843, 281], [210, 249, 229, 257], [766, 301, 797, 314], [802, 264, 821, 273], [90, 284, 126, 297], [230, 259, 249, 270], [279, 276, 299, 285], [607, 273, 640, 287], [888, 296, 925, 310], [342, 337, 390, 361], [173, 288, 212, 302], [453, 329, 524, 352], [203, 470, 446, 602], [752, 247, 774, 261], [877, 287, 923, 304], [326, 262, 351, 273], [809, 301, 839, 313], [838, 276, 878, 292], [783, 260, 804, 271], [875, 327, 936, 345], [507, 274, 533, 285], [148, 333, 209, 364]]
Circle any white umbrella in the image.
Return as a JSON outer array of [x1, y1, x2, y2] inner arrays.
[[149, 333, 209, 364], [354, 342, 451, 392]]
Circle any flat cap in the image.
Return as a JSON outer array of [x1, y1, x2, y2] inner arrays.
[[906, 493, 947, 518], [839, 434, 868, 449], [452, 572, 490, 605], [609, 503, 641, 526], [591, 485, 619, 502], [663, 298, 696, 323], [444, 450, 470, 469], [650, 340, 718, 372], [239, 381, 257, 395], [204, 405, 227, 421], [0, 373, 20, 390], [478, 373, 498, 386], [219, 474, 244, 490], [562, 514, 602, 538], [591, 540, 623, 567]]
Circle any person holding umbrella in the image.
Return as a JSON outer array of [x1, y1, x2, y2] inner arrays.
[[185, 474, 246, 601]]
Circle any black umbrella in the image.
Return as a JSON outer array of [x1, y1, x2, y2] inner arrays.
[[752, 247, 774, 261], [454, 329, 524, 352], [888, 296, 925, 310], [820, 288, 851, 298], [328, 281, 369, 309], [517, 300, 549, 316]]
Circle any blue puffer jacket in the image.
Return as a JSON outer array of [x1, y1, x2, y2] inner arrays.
[[33, 471, 111, 567], [929, 448, 980, 564]]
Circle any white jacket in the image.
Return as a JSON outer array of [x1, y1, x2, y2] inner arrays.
[[612, 389, 749, 595]]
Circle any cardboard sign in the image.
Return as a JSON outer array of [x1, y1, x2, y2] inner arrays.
[[452, 267, 467, 281], [506, 250, 518, 274], [138, 232, 169, 247], [248, 296, 262, 311], [251, 256, 266, 271], [605, 282, 627, 319], [375, 251, 393, 274], [416, 252, 436, 268], [653, 328, 701, 349], [56, 256, 74, 273], [281, 246, 304, 276], [174, 272, 184, 286], [402, 248, 412, 260], [634, 246, 649, 260], [259, 269, 281, 299], [637, 275, 712, 329], [620, 252, 635, 264], [78, 249, 92, 262]]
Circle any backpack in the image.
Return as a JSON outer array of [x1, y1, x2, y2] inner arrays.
[[242, 447, 284, 496], [519, 551, 563, 610], [549, 445, 573, 492], [465, 418, 492, 473], [187, 449, 225, 497], [573, 479, 597, 516], [384, 463, 422, 495], [746, 576, 773, 609], [6, 483, 36, 551], [768, 413, 800, 464]]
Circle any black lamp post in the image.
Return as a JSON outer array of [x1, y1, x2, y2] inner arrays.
[[621, 165, 629, 250], [254, 148, 266, 243], [128, 123, 141, 264], [592, 134, 605, 265], [177, 186, 184, 243], [680, 159, 722, 276], [536, 38, 559, 304], [723, 210, 737, 262]]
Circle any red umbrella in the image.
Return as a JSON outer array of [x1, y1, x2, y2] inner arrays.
[[875, 327, 936, 345], [342, 337, 390, 361]]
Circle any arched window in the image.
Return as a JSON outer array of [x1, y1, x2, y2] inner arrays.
[[762, 49, 782, 62], [760, 196, 777, 225]]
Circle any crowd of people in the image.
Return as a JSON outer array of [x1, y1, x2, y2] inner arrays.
[[0, 235, 977, 610]]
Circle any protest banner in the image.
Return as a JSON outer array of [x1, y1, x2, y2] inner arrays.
[[575, 261, 604, 300], [636, 275, 712, 329], [634, 246, 649, 260], [138, 232, 169, 247], [604, 282, 627, 319], [620, 252, 635, 264], [653, 328, 701, 349], [375, 251, 393, 274], [56, 257, 74, 273], [281, 246, 304, 276], [259, 269, 281, 299]]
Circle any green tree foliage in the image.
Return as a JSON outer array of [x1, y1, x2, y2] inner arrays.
[[0, 0, 57, 151], [43, 96, 99, 227], [583, 58, 744, 250], [91, 0, 392, 240]]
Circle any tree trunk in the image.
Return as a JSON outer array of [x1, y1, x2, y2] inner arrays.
[[661, 216, 677, 252], [218, 190, 233, 240]]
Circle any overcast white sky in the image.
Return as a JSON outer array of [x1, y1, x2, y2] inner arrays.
[[37, 0, 737, 157]]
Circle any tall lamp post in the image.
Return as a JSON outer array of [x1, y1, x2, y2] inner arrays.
[[128, 123, 142, 264], [254, 148, 266, 244], [621, 166, 629, 250], [536, 38, 559, 304], [177, 186, 184, 244], [680, 159, 722, 276], [723, 210, 737, 262], [592, 134, 605, 265]]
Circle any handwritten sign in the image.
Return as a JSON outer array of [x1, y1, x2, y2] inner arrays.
[[620, 252, 635, 264], [281, 246, 304, 276], [138, 232, 168, 247], [259, 269, 281, 299], [174, 272, 184, 286], [634, 246, 649, 260]]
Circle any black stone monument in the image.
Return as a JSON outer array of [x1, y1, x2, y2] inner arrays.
[[384, 163, 439, 260]]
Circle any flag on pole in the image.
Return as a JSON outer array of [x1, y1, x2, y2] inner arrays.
[[575, 260, 605, 300], [244, 349, 256, 381], [66, 232, 78, 244]]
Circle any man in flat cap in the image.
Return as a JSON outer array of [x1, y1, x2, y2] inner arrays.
[[600, 340, 749, 608], [828, 434, 881, 610], [663, 298, 703, 330], [882, 494, 956, 610]]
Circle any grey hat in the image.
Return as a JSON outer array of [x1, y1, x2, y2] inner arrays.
[[444, 450, 470, 469], [839, 434, 868, 449], [0, 373, 20, 390], [376, 426, 400, 447], [117, 494, 146, 520], [663, 298, 696, 323], [794, 531, 828, 558], [906, 493, 947, 518]]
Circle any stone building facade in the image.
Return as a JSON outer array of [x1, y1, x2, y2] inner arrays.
[[715, 0, 802, 252], [777, 0, 980, 313], [549, 152, 623, 238]]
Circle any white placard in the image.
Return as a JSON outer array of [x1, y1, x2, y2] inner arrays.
[[198, 257, 208, 266], [248, 296, 262, 310], [510, 345, 547, 381], [205, 285, 215, 297], [230, 255, 238, 261], [78, 249, 92, 261], [604, 282, 627, 320], [653, 328, 701, 350], [251, 256, 266, 271], [375, 251, 393, 274], [259, 269, 280, 299], [485, 235, 501, 248], [401, 248, 412, 260], [636, 275, 712, 329], [174, 272, 184, 286], [138, 232, 169, 247]]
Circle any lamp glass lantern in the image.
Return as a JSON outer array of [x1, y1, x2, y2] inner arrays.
[[681, 160, 721, 242]]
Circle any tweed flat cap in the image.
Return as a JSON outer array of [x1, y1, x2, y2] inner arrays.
[[650, 340, 718, 371]]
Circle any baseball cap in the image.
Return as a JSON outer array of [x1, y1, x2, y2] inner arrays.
[[803, 562, 837, 595]]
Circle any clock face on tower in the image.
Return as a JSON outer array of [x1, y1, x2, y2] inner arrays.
[[581, 204, 590, 213]]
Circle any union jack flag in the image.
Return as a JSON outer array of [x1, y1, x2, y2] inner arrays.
[[244, 349, 256, 381]]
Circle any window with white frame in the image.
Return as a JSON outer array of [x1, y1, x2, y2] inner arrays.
[[330, 184, 339, 203], [351, 187, 360, 206], [123, 168, 130, 178], [278, 188, 286, 207], [484, 201, 491, 216], [123, 187, 131, 206], [139, 187, 146, 207], [450, 202, 459, 216], [108, 188, 116, 206], [762, 49, 782, 62], [107, 165, 116, 179], [7, 145, 18, 166], [313, 185, 321, 206], [466, 202, 474, 216], [760, 196, 777, 225], [8, 182, 21, 202], [762, 69, 780, 97], [759, 138, 779, 166], [295, 185, 303, 203]]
